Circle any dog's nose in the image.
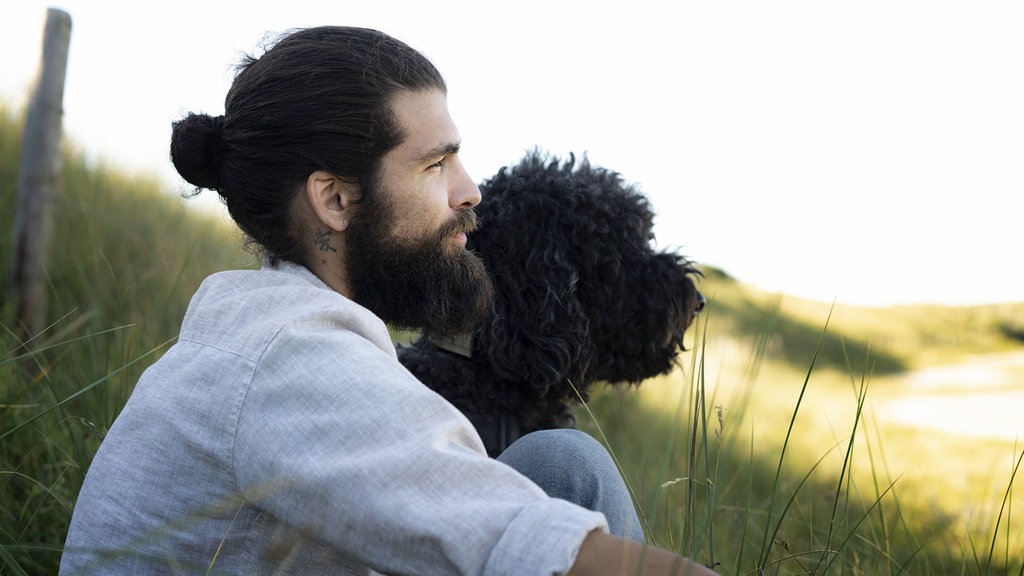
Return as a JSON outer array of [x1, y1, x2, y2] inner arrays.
[[694, 291, 706, 314]]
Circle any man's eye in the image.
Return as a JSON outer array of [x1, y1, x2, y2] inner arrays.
[[429, 158, 445, 169]]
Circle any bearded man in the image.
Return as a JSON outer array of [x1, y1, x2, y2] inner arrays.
[[60, 26, 717, 576]]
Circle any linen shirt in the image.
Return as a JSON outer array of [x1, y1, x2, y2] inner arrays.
[[60, 262, 607, 575]]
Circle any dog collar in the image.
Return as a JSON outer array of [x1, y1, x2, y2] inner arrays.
[[427, 332, 474, 358]]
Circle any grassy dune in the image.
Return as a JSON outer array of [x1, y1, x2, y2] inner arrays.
[[1, 105, 254, 574], [2, 104, 1022, 574]]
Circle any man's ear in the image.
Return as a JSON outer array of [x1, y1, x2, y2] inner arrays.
[[304, 170, 361, 232]]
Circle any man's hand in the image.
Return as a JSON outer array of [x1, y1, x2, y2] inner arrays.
[[568, 530, 720, 576]]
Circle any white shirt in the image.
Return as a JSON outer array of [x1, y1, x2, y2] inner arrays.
[[60, 261, 606, 575]]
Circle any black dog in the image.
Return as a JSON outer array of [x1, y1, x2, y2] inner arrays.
[[398, 150, 704, 456]]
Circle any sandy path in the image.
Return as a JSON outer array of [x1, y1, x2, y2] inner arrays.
[[873, 352, 1024, 442]]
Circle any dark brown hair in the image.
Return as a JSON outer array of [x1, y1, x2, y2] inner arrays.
[[170, 26, 446, 266]]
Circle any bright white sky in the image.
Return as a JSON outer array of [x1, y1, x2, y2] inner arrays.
[[3, 0, 1022, 307]]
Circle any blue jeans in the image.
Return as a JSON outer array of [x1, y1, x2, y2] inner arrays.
[[497, 429, 645, 543]]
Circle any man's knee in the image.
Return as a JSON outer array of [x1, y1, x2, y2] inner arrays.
[[499, 429, 615, 477]]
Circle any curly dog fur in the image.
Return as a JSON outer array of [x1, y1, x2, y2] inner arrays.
[[398, 150, 704, 456]]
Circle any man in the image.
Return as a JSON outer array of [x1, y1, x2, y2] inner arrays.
[[60, 26, 717, 575]]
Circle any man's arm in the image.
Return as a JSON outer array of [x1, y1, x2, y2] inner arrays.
[[568, 530, 719, 576]]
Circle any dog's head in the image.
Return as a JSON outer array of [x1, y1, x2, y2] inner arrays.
[[467, 150, 704, 396]]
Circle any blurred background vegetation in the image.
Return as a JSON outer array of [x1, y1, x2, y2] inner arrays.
[[2, 102, 1022, 575]]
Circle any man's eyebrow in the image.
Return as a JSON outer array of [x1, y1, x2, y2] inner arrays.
[[417, 142, 461, 163]]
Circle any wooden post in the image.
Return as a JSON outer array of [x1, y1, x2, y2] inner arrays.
[[9, 8, 72, 336]]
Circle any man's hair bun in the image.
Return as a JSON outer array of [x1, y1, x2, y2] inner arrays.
[[170, 113, 225, 190]]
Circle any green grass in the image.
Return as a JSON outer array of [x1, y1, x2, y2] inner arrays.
[[581, 309, 1023, 575], [3, 102, 1023, 574], [1, 103, 254, 574]]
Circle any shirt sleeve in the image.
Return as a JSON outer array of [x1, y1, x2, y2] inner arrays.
[[232, 315, 608, 575]]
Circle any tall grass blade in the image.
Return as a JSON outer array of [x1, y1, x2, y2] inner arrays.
[[757, 302, 835, 572], [0, 536, 32, 576], [0, 337, 174, 442], [984, 449, 1023, 576], [570, 379, 652, 540], [0, 324, 136, 369], [812, 339, 873, 574]]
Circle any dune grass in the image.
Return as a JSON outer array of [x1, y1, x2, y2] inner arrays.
[[2, 103, 1023, 574], [579, 300, 1023, 575], [1, 103, 253, 574]]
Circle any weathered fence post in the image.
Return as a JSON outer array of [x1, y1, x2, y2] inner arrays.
[[9, 8, 72, 337]]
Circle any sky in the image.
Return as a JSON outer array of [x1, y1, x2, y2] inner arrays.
[[3, 0, 1022, 307]]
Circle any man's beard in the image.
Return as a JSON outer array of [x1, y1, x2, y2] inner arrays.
[[344, 191, 494, 337]]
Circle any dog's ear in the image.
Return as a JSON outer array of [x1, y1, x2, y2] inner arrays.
[[476, 232, 593, 395]]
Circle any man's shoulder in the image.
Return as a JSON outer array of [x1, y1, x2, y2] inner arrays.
[[180, 265, 393, 359], [189, 266, 331, 317]]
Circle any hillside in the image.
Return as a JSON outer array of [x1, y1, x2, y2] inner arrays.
[[3, 103, 1023, 574], [4, 102, 1020, 368]]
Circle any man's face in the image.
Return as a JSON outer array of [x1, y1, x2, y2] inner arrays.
[[344, 89, 493, 335]]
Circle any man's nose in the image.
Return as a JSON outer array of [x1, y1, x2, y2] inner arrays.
[[453, 181, 481, 208], [450, 158, 481, 208]]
